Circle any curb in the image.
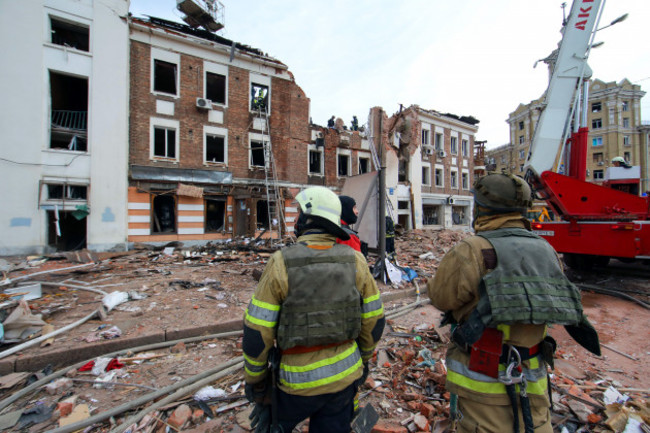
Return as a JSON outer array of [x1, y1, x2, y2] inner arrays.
[[0, 287, 421, 375]]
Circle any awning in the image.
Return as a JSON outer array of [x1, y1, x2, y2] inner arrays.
[[422, 198, 445, 205], [130, 165, 233, 185]]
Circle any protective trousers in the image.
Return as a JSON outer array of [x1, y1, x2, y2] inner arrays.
[[455, 397, 552, 433], [274, 383, 356, 433]]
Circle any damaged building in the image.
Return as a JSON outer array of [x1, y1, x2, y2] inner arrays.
[[127, 15, 313, 243], [0, 0, 130, 254], [370, 106, 479, 230]]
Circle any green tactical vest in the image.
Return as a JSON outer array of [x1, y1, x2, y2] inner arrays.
[[277, 243, 361, 350], [477, 227, 584, 326]]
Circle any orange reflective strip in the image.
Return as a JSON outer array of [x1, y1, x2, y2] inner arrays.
[[306, 245, 332, 250]]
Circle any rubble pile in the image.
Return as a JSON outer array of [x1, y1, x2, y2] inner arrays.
[[393, 229, 472, 278]]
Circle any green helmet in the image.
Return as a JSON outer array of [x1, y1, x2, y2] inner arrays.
[[472, 173, 532, 213], [295, 187, 350, 239]]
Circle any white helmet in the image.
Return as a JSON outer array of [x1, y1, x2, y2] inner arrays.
[[295, 187, 350, 239], [611, 156, 626, 164]]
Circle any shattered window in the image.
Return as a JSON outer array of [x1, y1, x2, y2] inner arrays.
[[422, 166, 431, 186], [450, 170, 458, 188], [452, 206, 467, 225], [435, 168, 443, 187], [51, 17, 89, 52], [359, 157, 370, 174], [50, 71, 88, 151], [152, 194, 176, 233], [256, 200, 269, 229], [434, 133, 443, 151], [154, 59, 177, 95], [251, 140, 265, 167], [251, 83, 269, 111], [593, 152, 603, 163], [206, 72, 226, 104], [398, 159, 408, 182], [450, 137, 458, 155], [622, 101, 629, 112], [338, 154, 350, 177], [205, 198, 226, 232], [154, 126, 176, 159], [592, 102, 602, 112], [309, 150, 322, 174], [206, 134, 225, 163], [422, 205, 441, 225]]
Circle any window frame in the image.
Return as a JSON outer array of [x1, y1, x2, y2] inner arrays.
[[622, 117, 630, 128], [592, 118, 602, 129], [203, 125, 228, 165], [337, 149, 351, 178], [308, 144, 324, 176], [461, 171, 469, 190], [422, 163, 431, 186], [461, 139, 469, 157], [49, 15, 90, 52], [592, 102, 602, 112], [450, 169, 458, 188], [592, 136, 603, 147], [434, 132, 443, 151], [593, 169, 604, 180], [434, 166, 444, 188], [421, 128, 430, 146], [250, 73, 271, 113], [150, 117, 180, 162], [450, 136, 458, 155], [358, 155, 371, 174], [204, 61, 228, 106], [151, 48, 180, 98]]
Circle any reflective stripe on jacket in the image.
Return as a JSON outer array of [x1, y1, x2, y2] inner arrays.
[[243, 232, 384, 397]]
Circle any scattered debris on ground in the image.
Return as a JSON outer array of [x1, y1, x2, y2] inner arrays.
[[0, 230, 648, 432]]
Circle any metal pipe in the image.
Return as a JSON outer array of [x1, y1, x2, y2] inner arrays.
[[0, 330, 243, 412], [48, 357, 243, 433], [3, 263, 96, 285]]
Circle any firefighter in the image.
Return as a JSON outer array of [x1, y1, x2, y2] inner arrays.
[[427, 173, 600, 433], [243, 186, 385, 433], [336, 195, 362, 253], [611, 156, 632, 168]]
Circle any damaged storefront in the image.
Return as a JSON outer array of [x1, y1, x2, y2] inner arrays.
[[127, 166, 295, 244]]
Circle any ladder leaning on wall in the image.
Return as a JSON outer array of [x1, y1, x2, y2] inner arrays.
[[256, 106, 287, 243]]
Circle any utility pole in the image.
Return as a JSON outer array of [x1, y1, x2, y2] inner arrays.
[[378, 110, 386, 282]]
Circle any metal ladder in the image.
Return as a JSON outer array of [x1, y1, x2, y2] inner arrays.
[[257, 106, 287, 242]]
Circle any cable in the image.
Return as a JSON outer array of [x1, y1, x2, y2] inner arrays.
[[0, 154, 84, 167]]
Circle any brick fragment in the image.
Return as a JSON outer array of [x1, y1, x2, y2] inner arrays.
[[420, 402, 435, 418], [371, 420, 408, 433], [413, 414, 429, 431], [167, 404, 192, 430]]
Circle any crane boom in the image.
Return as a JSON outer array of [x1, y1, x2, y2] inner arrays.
[[525, 0, 603, 177]]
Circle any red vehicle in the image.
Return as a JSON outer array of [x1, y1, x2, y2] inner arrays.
[[523, 0, 650, 269]]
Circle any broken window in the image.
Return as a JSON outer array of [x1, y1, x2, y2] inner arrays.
[[154, 59, 177, 95], [592, 118, 602, 129], [50, 71, 88, 151], [206, 134, 225, 163], [309, 150, 322, 174], [47, 184, 87, 200], [434, 133, 443, 151], [422, 205, 441, 225], [251, 140, 265, 167], [256, 200, 269, 229], [154, 126, 176, 159], [622, 101, 629, 112], [398, 159, 408, 182], [462, 173, 469, 189], [359, 157, 370, 174], [593, 152, 603, 163], [251, 83, 269, 111], [462, 139, 469, 157], [206, 72, 226, 104], [205, 198, 226, 232], [518, 121, 524, 130], [51, 17, 89, 51], [422, 166, 431, 186], [624, 152, 631, 163], [452, 206, 467, 225], [450, 170, 458, 188], [152, 194, 176, 233], [435, 168, 443, 187], [450, 137, 458, 154], [47, 210, 87, 251], [421, 129, 429, 146], [338, 154, 350, 177], [592, 102, 602, 112]]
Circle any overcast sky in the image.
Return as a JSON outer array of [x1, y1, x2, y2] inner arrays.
[[129, 0, 649, 149]]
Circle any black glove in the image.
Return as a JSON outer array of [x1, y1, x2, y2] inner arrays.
[[249, 403, 271, 433], [358, 363, 369, 388], [245, 382, 268, 404]]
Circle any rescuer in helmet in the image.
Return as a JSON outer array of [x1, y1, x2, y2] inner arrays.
[[426, 172, 600, 433], [243, 186, 385, 433], [611, 156, 632, 168], [336, 195, 362, 253]]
